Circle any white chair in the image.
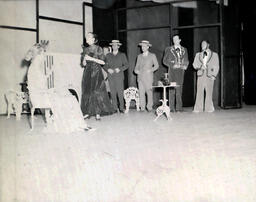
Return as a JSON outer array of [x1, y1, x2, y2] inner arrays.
[[123, 87, 140, 113]]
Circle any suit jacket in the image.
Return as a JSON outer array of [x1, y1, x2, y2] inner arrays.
[[104, 51, 129, 81], [163, 45, 189, 71], [193, 50, 219, 79], [134, 52, 159, 87]]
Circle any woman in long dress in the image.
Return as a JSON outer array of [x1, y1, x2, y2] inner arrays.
[[81, 32, 114, 120]]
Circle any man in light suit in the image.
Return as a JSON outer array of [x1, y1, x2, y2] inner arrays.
[[134, 40, 159, 112], [193, 40, 219, 112], [104, 40, 129, 113], [163, 35, 189, 112]]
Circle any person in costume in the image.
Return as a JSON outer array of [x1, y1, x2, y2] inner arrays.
[[80, 32, 114, 120], [134, 40, 159, 112], [163, 35, 189, 112], [193, 40, 219, 112]]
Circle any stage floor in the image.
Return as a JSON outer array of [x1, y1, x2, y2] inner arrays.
[[1, 106, 256, 202]]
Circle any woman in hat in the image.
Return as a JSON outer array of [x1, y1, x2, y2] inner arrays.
[[134, 40, 159, 112], [80, 32, 115, 120]]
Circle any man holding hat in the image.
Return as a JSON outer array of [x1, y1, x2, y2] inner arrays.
[[104, 40, 129, 113], [134, 40, 159, 112]]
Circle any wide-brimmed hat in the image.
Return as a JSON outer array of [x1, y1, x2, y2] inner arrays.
[[109, 40, 122, 46], [139, 40, 152, 47]]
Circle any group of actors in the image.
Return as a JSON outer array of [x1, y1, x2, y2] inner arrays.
[[80, 32, 220, 121]]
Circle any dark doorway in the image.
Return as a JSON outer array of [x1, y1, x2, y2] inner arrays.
[[93, 7, 115, 47], [241, 2, 256, 105]]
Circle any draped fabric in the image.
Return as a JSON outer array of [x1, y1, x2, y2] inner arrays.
[[93, 0, 117, 9], [139, 0, 197, 8], [139, 0, 228, 6], [91, 0, 228, 9], [139, 0, 174, 2]]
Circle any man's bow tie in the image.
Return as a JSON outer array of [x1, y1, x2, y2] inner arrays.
[[175, 48, 180, 52]]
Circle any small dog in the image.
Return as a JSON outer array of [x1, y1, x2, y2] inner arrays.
[[5, 90, 27, 120]]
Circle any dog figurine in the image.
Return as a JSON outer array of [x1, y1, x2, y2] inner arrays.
[[5, 90, 27, 120], [154, 99, 172, 121]]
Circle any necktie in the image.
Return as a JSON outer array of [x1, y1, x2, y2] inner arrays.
[[203, 51, 207, 58], [176, 48, 181, 59]]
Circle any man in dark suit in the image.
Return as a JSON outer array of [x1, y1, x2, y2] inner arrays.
[[104, 40, 129, 113], [163, 35, 189, 112]]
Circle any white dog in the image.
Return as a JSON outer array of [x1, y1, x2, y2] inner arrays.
[[5, 90, 27, 120]]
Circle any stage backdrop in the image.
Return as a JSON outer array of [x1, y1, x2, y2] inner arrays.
[[0, 0, 92, 115], [0, 1, 36, 114]]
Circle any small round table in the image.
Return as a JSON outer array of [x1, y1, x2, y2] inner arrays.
[[152, 83, 179, 121]]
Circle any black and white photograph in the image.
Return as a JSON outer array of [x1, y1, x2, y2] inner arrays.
[[0, 0, 256, 201]]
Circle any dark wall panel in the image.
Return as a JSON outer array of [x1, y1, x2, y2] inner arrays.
[[127, 5, 169, 29], [93, 7, 115, 46], [178, 29, 195, 107], [222, 0, 241, 108], [242, 1, 256, 105], [223, 57, 241, 107]]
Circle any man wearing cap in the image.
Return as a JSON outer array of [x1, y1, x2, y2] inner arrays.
[[193, 40, 219, 113], [134, 40, 159, 112], [104, 40, 129, 113], [163, 34, 189, 112]]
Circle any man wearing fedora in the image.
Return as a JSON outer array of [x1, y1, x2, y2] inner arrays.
[[163, 34, 189, 112], [134, 40, 159, 112], [104, 40, 129, 113]]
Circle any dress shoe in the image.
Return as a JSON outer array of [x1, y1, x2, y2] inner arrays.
[[83, 114, 90, 119], [206, 109, 214, 113], [192, 110, 200, 113], [176, 109, 183, 113], [84, 126, 96, 132]]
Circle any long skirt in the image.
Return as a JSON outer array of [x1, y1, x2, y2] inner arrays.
[[81, 61, 114, 116]]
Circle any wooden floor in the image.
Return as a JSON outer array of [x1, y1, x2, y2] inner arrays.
[[1, 106, 256, 202]]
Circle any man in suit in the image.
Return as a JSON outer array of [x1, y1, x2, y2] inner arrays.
[[163, 35, 189, 112], [134, 40, 159, 112], [193, 40, 219, 112], [104, 40, 129, 113]]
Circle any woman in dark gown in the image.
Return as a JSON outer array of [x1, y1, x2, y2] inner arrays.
[[80, 32, 114, 120]]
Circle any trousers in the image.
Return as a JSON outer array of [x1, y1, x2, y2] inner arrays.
[[138, 80, 153, 111], [169, 68, 184, 111], [194, 73, 215, 112]]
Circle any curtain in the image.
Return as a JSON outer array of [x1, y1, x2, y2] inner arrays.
[[92, 0, 116, 9], [139, 0, 228, 6]]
